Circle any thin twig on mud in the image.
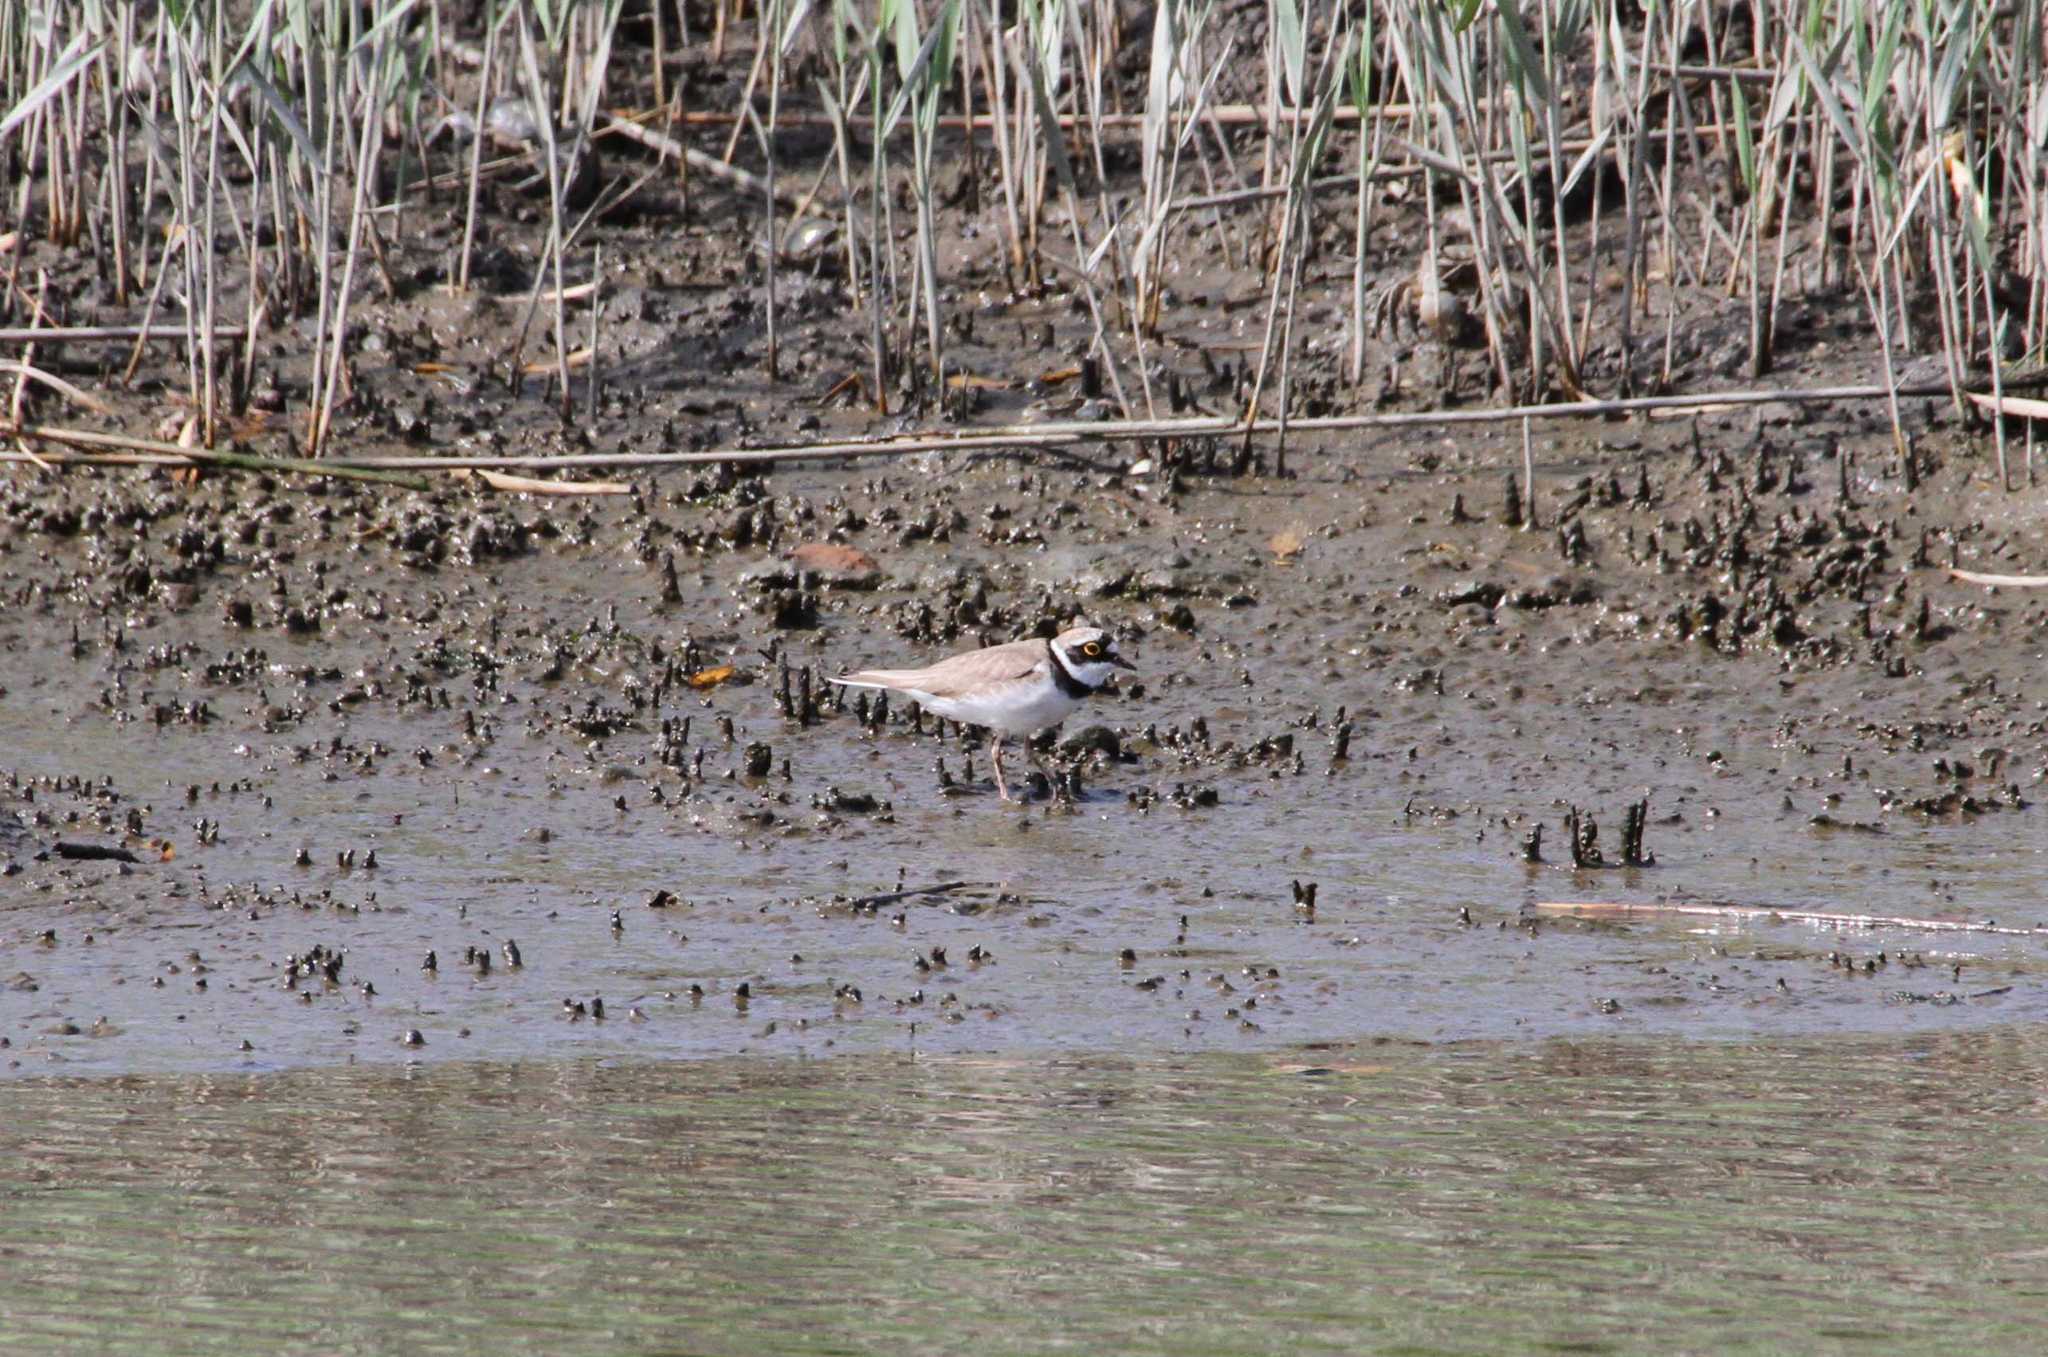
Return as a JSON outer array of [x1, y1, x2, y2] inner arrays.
[[1532, 900, 2048, 937], [845, 880, 1000, 909]]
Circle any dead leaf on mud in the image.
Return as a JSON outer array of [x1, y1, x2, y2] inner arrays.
[[788, 542, 882, 589], [414, 363, 476, 394], [818, 372, 865, 406], [228, 409, 275, 441], [1268, 528, 1305, 562], [686, 665, 738, 689], [519, 347, 592, 375], [790, 542, 879, 574], [166, 417, 203, 487], [153, 411, 194, 444]]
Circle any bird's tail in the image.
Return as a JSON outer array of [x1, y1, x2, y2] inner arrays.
[[831, 667, 929, 691]]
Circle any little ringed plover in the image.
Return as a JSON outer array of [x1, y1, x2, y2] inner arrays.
[[830, 625, 1134, 801]]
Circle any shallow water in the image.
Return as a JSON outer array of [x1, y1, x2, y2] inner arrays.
[[7, 687, 2047, 1078], [7, 1036, 2048, 1355]]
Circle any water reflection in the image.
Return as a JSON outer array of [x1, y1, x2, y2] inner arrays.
[[7, 1034, 2048, 1353]]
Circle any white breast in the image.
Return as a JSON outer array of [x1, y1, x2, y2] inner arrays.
[[910, 676, 1080, 737]]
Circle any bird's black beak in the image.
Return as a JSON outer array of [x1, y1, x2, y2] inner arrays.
[[1109, 652, 1137, 671]]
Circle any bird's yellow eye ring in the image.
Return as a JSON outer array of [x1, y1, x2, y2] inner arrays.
[[1082, 642, 1102, 657]]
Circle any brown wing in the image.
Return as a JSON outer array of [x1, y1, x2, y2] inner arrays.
[[838, 637, 1049, 698]]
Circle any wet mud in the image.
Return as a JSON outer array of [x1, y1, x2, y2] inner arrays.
[[5, 82, 2048, 1078], [5, 386, 2047, 1078]]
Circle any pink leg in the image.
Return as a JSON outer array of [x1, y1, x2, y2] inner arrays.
[[990, 735, 1012, 801]]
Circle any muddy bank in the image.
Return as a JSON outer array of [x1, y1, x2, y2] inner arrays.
[[3, 378, 2046, 1075]]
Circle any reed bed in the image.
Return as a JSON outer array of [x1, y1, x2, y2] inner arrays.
[[0, 0, 2040, 483]]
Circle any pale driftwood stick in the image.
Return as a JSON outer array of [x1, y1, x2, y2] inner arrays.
[[434, 37, 800, 208], [1949, 568, 2048, 588], [1533, 900, 2048, 936], [1965, 390, 2048, 422], [462, 468, 630, 496], [597, 113, 805, 210]]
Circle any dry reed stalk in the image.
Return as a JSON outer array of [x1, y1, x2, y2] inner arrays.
[[1532, 900, 2047, 937], [456, 3, 503, 292], [3, 375, 1972, 482]]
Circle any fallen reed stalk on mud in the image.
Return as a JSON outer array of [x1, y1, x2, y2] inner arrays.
[[0, 422, 433, 490], [0, 325, 248, 344], [0, 378, 1980, 479], [844, 880, 998, 908], [1533, 901, 2048, 937], [1947, 568, 2048, 588]]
